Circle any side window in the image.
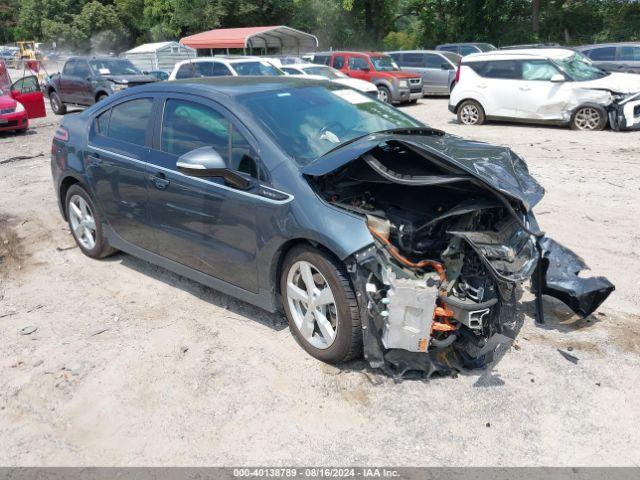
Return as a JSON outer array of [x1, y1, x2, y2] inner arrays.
[[460, 45, 478, 56], [403, 53, 425, 67], [95, 108, 111, 135], [107, 98, 153, 146], [75, 61, 91, 78], [176, 63, 196, 79], [425, 54, 444, 68], [195, 62, 214, 77], [620, 45, 640, 61], [212, 62, 231, 76], [472, 60, 521, 79], [440, 46, 458, 53], [348, 57, 369, 70], [332, 55, 345, 69], [63, 60, 76, 75], [313, 55, 330, 65], [161, 99, 230, 162], [589, 47, 616, 61], [521, 60, 559, 80], [281, 67, 298, 75], [11, 75, 39, 93]]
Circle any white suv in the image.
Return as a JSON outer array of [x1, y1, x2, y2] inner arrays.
[[168, 56, 284, 80], [449, 48, 640, 131]]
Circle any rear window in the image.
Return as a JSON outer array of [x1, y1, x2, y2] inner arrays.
[[107, 98, 152, 146], [467, 60, 520, 79]]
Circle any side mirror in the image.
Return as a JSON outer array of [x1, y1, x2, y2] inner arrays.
[[550, 74, 566, 83], [176, 146, 253, 190]]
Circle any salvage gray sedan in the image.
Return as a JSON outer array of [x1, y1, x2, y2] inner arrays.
[[50, 77, 614, 379]]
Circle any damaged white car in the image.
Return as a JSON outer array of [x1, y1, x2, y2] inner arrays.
[[449, 48, 640, 131]]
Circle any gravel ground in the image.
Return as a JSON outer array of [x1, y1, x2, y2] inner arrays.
[[1, 80, 639, 466]]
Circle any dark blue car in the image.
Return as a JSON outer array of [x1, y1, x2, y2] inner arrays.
[[50, 77, 613, 378]]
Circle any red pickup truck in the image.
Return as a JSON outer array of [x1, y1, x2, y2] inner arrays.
[[311, 51, 423, 104]]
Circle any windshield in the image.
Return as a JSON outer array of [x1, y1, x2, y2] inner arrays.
[[371, 56, 400, 72], [238, 85, 421, 165], [89, 59, 141, 76], [553, 53, 609, 81], [232, 61, 283, 76], [478, 43, 497, 52], [302, 66, 344, 79]]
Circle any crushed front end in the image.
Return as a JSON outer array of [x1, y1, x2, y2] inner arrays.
[[304, 131, 615, 379]]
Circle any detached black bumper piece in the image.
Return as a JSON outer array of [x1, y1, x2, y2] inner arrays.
[[535, 237, 615, 318]]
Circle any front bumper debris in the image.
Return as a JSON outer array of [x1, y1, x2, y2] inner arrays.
[[609, 92, 640, 131], [533, 237, 615, 318]]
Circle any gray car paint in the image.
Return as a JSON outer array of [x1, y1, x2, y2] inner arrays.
[[50, 77, 613, 349], [387, 50, 460, 94]]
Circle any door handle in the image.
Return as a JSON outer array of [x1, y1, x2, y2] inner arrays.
[[87, 153, 102, 166], [150, 173, 170, 190], [519, 86, 531, 91], [477, 84, 487, 89]]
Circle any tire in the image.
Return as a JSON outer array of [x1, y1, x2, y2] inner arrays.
[[377, 86, 391, 104], [571, 105, 607, 131], [457, 99, 485, 125], [65, 184, 116, 259], [280, 245, 362, 364], [49, 91, 66, 115], [408, 98, 418, 104], [96, 93, 108, 103]]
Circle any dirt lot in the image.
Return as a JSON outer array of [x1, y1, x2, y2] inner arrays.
[[1, 81, 640, 466]]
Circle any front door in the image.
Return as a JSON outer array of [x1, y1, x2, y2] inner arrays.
[[516, 59, 571, 121], [146, 95, 261, 293], [85, 96, 156, 250], [10, 75, 46, 118]]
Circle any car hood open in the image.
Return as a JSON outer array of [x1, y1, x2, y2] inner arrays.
[[301, 132, 545, 210]]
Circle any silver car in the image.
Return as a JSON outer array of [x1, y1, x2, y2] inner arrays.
[[387, 50, 461, 95], [576, 43, 640, 74]]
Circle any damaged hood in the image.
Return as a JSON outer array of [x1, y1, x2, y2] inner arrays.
[[302, 132, 545, 209], [578, 72, 640, 94]]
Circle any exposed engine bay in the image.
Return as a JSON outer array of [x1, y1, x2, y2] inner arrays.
[[305, 134, 615, 379]]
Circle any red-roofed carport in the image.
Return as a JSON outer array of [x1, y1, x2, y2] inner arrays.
[[180, 26, 318, 54]]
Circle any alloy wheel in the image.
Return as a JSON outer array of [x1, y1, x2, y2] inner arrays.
[[460, 104, 480, 124], [286, 260, 338, 349], [378, 88, 389, 103], [574, 107, 601, 130], [68, 194, 97, 250]]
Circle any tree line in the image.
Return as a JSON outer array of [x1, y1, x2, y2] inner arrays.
[[1, 0, 639, 52]]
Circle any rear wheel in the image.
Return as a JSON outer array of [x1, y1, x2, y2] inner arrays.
[[377, 86, 391, 103], [457, 99, 485, 125], [281, 245, 362, 364], [96, 93, 108, 103], [571, 106, 607, 131], [65, 184, 116, 259], [49, 91, 66, 115]]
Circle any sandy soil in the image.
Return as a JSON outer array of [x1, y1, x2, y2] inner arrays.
[[1, 86, 639, 466]]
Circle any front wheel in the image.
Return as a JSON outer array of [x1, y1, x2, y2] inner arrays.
[[49, 91, 66, 115], [65, 184, 116, 259], [457, 99, 486, 125], [281, 245, 362, 364], [377, 86, 391, 103], [96, 93, 108, 103], [571, 106, 607, 131]]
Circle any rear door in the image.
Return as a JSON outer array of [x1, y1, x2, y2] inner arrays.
[[10, 75, 45, 118], [346, 55, 371, 80], [146, 95, 262, 293], [467, 60, 522, 117], [85, 96, 156, 250]]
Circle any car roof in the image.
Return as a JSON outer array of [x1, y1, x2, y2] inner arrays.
[[577, 42, 640, 48], [323, 51, 388, 56], [386, 49, 446, 54], [139, 76, 330, 98], [462, 48, 575, 61], [174, 56, 265, 66]]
